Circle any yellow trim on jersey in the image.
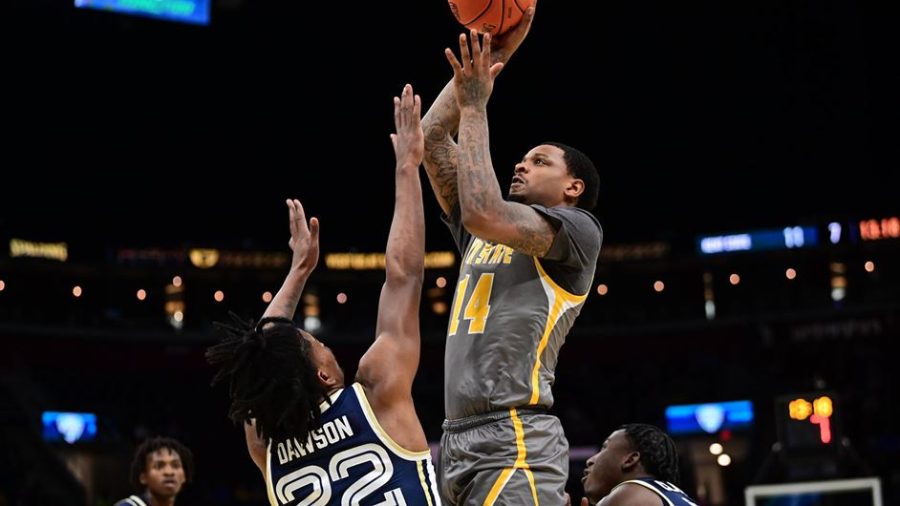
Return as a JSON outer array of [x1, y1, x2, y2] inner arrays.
[[528, 259, 588, 405], [482, 408, 540, 506], [511, 408, 540, 506], [482, 467, 515, 506], [351, 383, 432, 461], [417, 460, 435, 506], [265, 439, 277, 506], [533, 258, 590, 300], [524, 468, 540, 506], [528, 293, 565, 405], [612, 480, 675, 506], [511, 408, 529, 469]]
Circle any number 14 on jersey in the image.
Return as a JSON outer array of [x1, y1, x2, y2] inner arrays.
[[448, 273, 495, 336]]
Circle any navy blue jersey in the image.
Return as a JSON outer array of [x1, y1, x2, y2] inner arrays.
[[613, 478, 699, 506], [113, 494, 149, 506], [265, 383, 441, 506]]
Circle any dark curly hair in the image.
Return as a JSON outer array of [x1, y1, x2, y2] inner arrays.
[[129, 436, 194, 488], [206, 315, 325, 442], [621, 423, 680, 484]]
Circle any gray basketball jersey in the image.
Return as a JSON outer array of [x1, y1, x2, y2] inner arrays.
[[442, 204, 602, 419]]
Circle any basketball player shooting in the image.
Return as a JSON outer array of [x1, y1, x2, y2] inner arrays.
[[421, 5, 605, 505]]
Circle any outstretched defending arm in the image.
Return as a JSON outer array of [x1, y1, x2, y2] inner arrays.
[[261, 199, 319, 322], [245, 198, 320, 474], [356, 84, 426, 410]]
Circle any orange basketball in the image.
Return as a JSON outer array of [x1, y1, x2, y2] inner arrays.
[[448, 0, 534, 36]]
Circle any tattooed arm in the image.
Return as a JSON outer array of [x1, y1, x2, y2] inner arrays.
[[447, 30, 555, 258], [422, 3, 537, 216], [422, 81, 461, 216], [457, 110, 555, 257]]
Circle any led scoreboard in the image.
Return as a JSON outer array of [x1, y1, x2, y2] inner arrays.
[[698, 226, 819, 255], [775, 393, 839, 452], [698, 216, 899, 255]]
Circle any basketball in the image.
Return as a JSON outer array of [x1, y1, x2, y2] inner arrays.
[[448, 0, 534, 36]]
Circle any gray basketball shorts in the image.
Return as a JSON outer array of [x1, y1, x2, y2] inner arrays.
[[438, 408, 569, 506]]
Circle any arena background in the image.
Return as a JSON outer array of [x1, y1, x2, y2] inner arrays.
[[2, 0, 898, 504]]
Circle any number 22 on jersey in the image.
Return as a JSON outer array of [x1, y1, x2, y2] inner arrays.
[[448, 273, 495, 336], [273, 444, 406, 505]]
